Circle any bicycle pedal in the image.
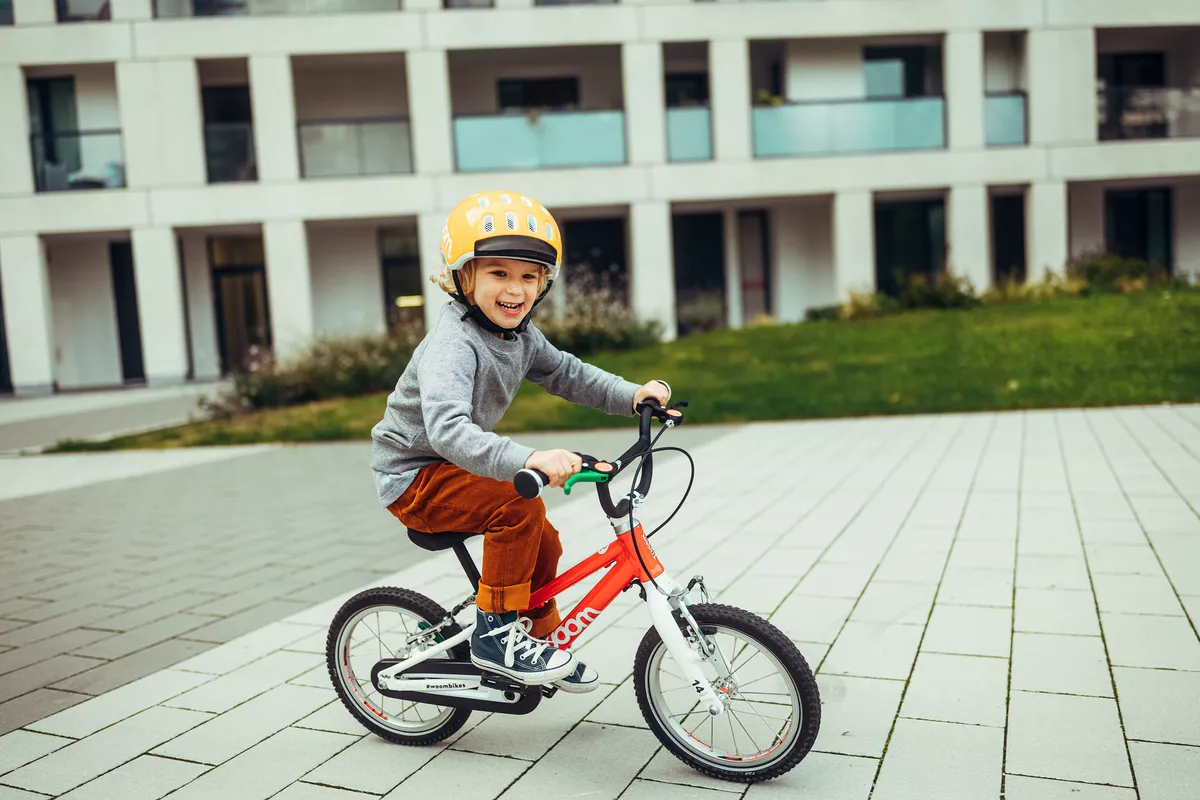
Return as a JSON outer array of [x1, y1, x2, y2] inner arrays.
[[540, 685, 559, 698], [479, 673, 529, 693]]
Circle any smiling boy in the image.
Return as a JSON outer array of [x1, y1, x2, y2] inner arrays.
[[370, 191, 670, 692]]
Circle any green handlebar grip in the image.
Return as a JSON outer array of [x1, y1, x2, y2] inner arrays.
[[564, 470, 610, 496]]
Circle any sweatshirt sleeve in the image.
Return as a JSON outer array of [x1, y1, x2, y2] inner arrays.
[[524, 326, 640, 416], [417, 333, 535, 482]]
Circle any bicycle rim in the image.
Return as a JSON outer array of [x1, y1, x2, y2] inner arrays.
[[334, 604, 456, 735]]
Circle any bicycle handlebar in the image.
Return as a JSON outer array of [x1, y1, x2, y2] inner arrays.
[[511, 398, 685, 518]]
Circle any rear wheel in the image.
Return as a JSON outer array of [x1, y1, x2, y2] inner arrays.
[[326, 587, 472, 746], [633, 603, 821, 783]]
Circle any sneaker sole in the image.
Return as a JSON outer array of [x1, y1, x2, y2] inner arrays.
[[470, 653, 577, 685], [552, 677, 601, 694]]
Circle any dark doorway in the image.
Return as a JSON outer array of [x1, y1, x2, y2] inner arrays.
[[672, 212, 726, 336], [209, 237, 271, 374], [379, 226, 424, 334], [665, 73, 710, 108], [738, 210, 772, 322], [874, 198, 947, 297], [27, 76, 80, 191], [1098, 52, 1168, 140], [0, 276, 12, 394], [109, 241, 145, 383], [991, 193, 1027, 284], [202, 85, 257, 183], [1105, 188, 1173, 272], [497, 77, 580, 111], [561, 218, 629, 303]]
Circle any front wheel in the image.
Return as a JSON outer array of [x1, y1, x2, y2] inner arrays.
[[633, 603, 821, 783]]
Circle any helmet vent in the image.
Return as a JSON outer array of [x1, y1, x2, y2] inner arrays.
[[478, 196, 490, 208], [499, 194, 512, 204], [505, 212, 517, 230], [545, 222, 554, 240], [520, 196, 533, 207], [527, 214, 537, 233], [483, 214, 494, 233]]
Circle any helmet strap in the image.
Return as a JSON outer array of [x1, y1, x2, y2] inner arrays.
[[450, 269, 553, 341]]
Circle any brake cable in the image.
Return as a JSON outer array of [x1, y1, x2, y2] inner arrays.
[[623, 426, 696, 594]]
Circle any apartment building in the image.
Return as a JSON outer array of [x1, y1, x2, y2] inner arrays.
[[0, 0, 1198, 396]]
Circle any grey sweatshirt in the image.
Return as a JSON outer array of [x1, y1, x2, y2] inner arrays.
[[370, 300, 641, 507]]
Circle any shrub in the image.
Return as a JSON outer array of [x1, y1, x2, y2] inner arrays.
[[676, 289, 727, 335], [535, 271, 662, 356], [895, 269, 980, 311], [1066, 250, 1166, 294], [804, 304, 841, 322]]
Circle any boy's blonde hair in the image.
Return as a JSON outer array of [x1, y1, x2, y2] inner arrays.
[[431, 258, 552, 297]]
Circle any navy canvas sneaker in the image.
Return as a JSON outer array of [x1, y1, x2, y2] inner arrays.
[[470, 608, 576, 684]]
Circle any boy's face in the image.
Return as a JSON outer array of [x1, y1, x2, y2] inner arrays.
[[468, 257, 544, 330]]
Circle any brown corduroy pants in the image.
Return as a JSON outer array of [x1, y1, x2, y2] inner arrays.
[[387, 462, 562, 638]]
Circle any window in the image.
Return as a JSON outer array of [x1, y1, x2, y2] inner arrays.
[[874, 198, 946, 297], [497, 77, 580, 111], [202, 85, 256, 182], [863, 46, 942, 98], [1, 0, 14, 25], [665, 73, 710, 108], [380, 227, 424, 333], [1105, 188, 1173, 273], [991, 194, 1027, 284], [27, 77, 81, 190]]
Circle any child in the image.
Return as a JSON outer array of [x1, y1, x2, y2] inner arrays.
[[371, 191, 670, 693]]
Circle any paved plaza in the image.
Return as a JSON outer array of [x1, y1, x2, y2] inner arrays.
[[1, 405, 1199, 799]]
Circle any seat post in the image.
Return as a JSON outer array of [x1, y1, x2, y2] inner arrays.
[[452, 544, 481, 592]]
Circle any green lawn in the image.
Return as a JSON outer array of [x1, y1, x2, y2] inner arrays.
[[49, 290, 1200, 452]]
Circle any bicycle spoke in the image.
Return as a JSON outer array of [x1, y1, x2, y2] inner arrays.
[[730, 706, 767, 754], [727, 705, 741, 757]]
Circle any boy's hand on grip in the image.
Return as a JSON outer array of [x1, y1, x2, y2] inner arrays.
[[525, 449, 582, 489], [632, 380, 671, 412]]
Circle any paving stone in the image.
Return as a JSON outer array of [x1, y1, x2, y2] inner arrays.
[[302, 732, 442, 795], [2, 706, 211, 796], [888, 525, 957, 554], [745, 548, 822, 578], [1101, 614, 1200, 670], [871, 717, 1002, 799], [1015, 556, 1092, 591], [716, 574, 799, 614], [812, 675, 903, 758], [1085, 544, 1164, 576], [1128, 740, 1200, 800], [743, 751, 876, 799], [453, 688, 604, 761], [498, 721, 655, 800], [0, 628, 114, 677], [848, 582, 936, 625], [921, 605, 1011, 658], [0, 730, 72, 777], [377, 749, 530, 800], [872, 550, 947, 584], [1014, 588, 1100, 636], [619, 777, 734, 799], [173, 622, 316, 676], [28, 669, 211, 738], [155, 683, 333, 765], [274, 783, 381, 800], [0, 599, 51, 622], [1002, 774, 1136, 799], [0, 787, 51, 799], [0, 655, 105, 705], [900, 652, 1007, 727], [182, 601, 312, 645], [1005, 690, 1133, 787], [1017, 529, 1083, 558], [795, 563, 876, 600], [1113, 667, 1200, 747], [1091, 574, 1185, 616], [1010, 632, 1112, 698], [819, 621, 922, 681], [50, 639, 214, 696], [584, 681, 646, 729], [636, 748, 744, 794], [946, 539, 1014, 571], [71, 614, 216, 661], [292, 700, 366, 737], [0, 689, 88, 736], [0, 605, 124, 649], [163, 726, 358, 800], [936, 568, 1013, 607], [571, 626, 644, 688], [55, 754, 209, 800], [164, 651, 315, 714], [771, 596, 856, 644], [91, 592, 223, 633]]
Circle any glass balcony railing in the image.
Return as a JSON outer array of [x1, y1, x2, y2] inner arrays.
[[155, 0, 398, 17], [666, 106, 712, 162], [444, 0, 492, 7], [204, 122, 257, 183], [535, 0, 617, 4], [752, 96, 945, 158], [298, 118, 413, 178], [985, 92, 1027, 147], [1098, 86, 1200, 142], [453, 109, 626, 172], [30, 130, 126, 192], [56, 0, 110, 20]]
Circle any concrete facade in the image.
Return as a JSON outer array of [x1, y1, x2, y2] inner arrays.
[[0, 0, 1198, 393]]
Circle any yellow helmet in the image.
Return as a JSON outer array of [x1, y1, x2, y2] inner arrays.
[[440, 191, 562, 280]]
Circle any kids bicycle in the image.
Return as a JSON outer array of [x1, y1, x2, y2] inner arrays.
[[326, 399, 821, 783]]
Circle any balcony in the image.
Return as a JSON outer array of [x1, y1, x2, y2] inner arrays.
[[453, 110, 626, 172], [443, 0, 491, 6], [1098, 86, 1200, 142], [752, 96, 945, 158], [985, 92, 1027, 147], [667, 107, 712, 162], [56, 0, 109, 21], [31, 130, 125, 192], [535, 0, 616, 4], [155, 0, 398, 17], [204, 122, 257, 183], [2, 0, 15, 23], [298, 118, 413, 178]]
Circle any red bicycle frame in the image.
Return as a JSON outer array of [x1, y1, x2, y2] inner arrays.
[[531, 521, 664, 650]]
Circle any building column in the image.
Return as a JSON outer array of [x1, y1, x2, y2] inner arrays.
[[263, 221, 314, 360], [418, 212, 448, 331], [945, 30, 985, 150], [131, 229, 190, 386], [0, 236, 55, 396], [629, 202, 677, 342], [180, 232, 221, 380], [1027, 181, 1069, 278], [710, 39, 752, 162], [495, 0, 532, 7], [723, 209, 743, 329], [407, 51, 455, 176], [949, 184, 992, 291], [622, 42, 666, 166], [109, 0, 153, 19], [404, 0, 439, 8], [834, 190, 875, 298], [117, 60, 206, 188], [250, 55, 300, 183], [1028, 28, 1096, 146], [12, 0, 55, 24], [0, 66, 34, 196]]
